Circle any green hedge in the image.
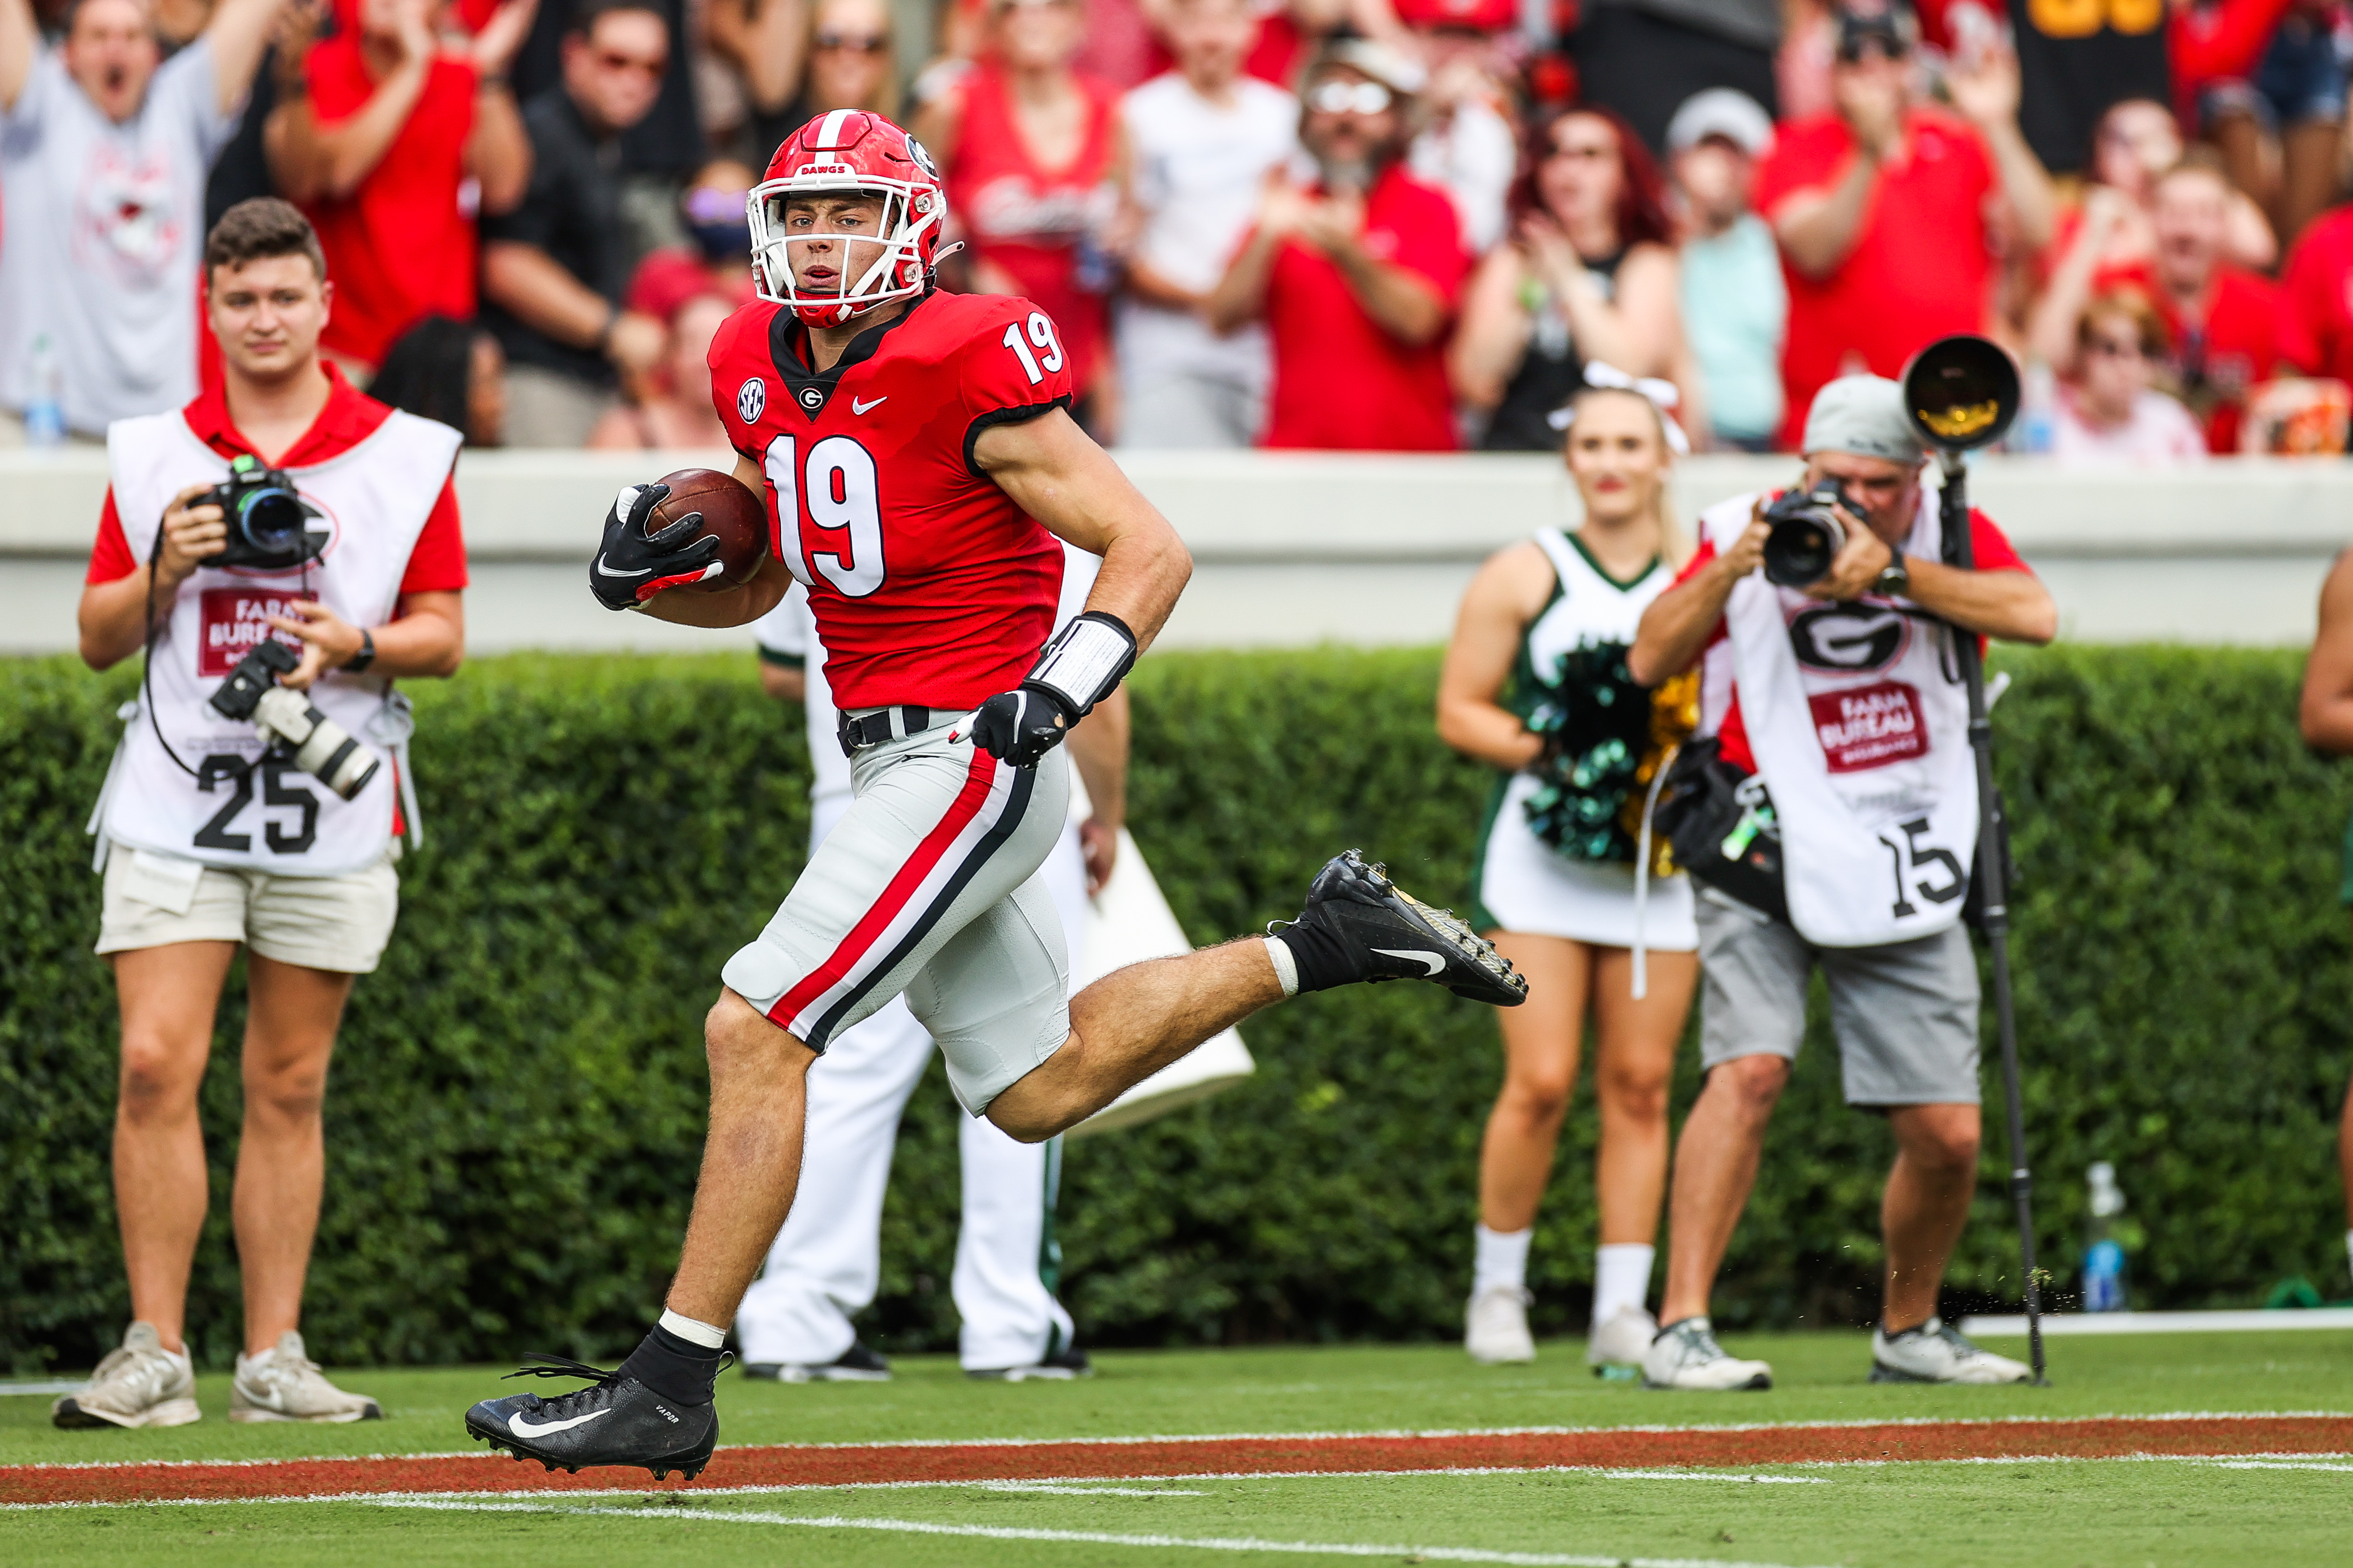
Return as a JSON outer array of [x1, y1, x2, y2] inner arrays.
[[4, 645, 2348, 1373]]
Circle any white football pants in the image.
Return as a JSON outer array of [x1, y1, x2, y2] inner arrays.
[[734, 809, 1087, 1372]]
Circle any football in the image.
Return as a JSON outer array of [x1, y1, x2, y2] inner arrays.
[[647, 467, 769, 592]]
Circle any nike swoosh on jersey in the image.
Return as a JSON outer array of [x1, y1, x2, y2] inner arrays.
[[851, 396, 888, 414], [507, 1406, 615, 1438], [1372, 947, 1446, 976], [594, 555, 653, 578]]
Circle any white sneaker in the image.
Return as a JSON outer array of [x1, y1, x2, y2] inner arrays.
[[1641, 1315, 1772, 1391], [51, 1321, 200, 1429], [1586, 1304, 1658, 1368], [1464, 1285, 1535, 1363], [1870, 1316, 2033, 1384], [230, 1331, 382, 1422]]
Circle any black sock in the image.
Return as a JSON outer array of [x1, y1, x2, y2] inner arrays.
[[618, 1324, 723, 1406], [1274, 914, 1357, 994]]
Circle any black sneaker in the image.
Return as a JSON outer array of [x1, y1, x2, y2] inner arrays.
[[742, 1341, 892, 1383], [967, 1344, 1093, 1382], [1275, 850, 1528, 1006], [463, 1354, 720, 1480]]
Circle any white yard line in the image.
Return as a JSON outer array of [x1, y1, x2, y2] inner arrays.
[[363, 1495, 1843, 1568]]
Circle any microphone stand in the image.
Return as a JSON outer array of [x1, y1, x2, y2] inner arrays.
[[1935, 449, 2047, 1386]]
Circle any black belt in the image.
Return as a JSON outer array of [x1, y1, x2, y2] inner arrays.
[[837, 705, 934, 756]]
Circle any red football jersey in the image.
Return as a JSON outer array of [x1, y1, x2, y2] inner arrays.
[[710, 289, 1073, 711]]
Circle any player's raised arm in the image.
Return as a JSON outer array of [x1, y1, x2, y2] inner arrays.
[[972, 407, 1192, 651]]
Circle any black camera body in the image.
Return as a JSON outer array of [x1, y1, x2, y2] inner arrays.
[[202, 455, 327, 571], [1760, 478, 1860, 587], [207, 639, 382, 800]]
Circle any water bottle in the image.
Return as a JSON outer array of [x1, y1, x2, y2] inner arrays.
[[24, 333, 65, 448], [2012, 362, 2057, 455], [2082, 1161, 2129, 1313]]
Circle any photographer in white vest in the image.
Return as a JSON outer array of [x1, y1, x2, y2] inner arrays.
[[61, 198, 467, 1432], [1627, 376, 2056, 1392]]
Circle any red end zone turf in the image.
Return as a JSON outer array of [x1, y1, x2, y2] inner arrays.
[[8, 1414, 2351, 1507]]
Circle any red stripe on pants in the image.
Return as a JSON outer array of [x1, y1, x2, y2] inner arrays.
[[768, 745, 1002, 1031]]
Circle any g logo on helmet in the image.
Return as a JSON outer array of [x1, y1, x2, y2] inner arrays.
[[737, 377, 766, 422]]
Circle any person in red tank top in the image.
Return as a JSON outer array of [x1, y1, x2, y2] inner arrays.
[[913, 0, 1128, 424]]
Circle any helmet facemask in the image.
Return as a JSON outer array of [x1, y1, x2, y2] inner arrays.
[[748, 180, 941, 329]]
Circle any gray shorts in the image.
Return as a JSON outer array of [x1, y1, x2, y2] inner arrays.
[[1694, 890, 1981, 1105]]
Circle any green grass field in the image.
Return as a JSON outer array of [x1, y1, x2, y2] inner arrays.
[[6, 1330, 2351, 1566]]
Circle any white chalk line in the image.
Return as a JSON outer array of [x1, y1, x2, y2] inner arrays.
[[362, 1494, 1840, 1568], [8, 1407, 2344, 1474]]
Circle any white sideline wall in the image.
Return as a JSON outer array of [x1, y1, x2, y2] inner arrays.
[[1, 448, 2344, 655]]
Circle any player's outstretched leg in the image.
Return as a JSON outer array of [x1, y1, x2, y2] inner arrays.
[[463, 991, 814, 1479], [989, 850, 1525, 1141]]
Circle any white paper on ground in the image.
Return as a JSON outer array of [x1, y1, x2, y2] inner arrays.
[[1063, 770, 1254, 1138]]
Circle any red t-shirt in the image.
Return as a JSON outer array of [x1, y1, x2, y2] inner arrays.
[[1670, 506, 2029, 774], [2278, 204, 2353, 385], [1754, 107, 1997, 451], [1258, 163, 1470, 452], [944, 64, 1122, 397], [302, 38, 481, 369], [709, 290, 1069, 711], [2162, 265, 2280, 454], [87, 365, 468, 594]]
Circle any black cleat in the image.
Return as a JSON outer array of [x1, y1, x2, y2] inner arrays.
[[742, 1340, 892, 1383], [463, 1354, 719, 1480], [1276, 850, 1528, 1006], [966, 1343, 1093, 1382]]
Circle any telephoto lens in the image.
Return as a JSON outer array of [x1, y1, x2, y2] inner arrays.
[[207, 641, 384, 800], [1760, 480, 1857, 587]]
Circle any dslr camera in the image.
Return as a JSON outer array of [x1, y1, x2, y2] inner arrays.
[[1759, 478, 1861, 587], [208, 640, 382, 801], [201, 454, 327, 571]]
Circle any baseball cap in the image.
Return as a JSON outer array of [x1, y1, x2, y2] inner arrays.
[[1665, 89, 1775, 157], [1391, 0, 1517, 33], [1314, 36, 1429, 96], [1802, 376, 1925, 464]]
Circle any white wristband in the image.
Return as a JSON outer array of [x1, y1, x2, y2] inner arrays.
[[1024, 611, 1136, 717]]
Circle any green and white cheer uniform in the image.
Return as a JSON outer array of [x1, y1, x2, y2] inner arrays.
[[1465, 528, 1696, 951]]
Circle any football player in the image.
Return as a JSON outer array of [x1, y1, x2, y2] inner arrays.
[[463, 109, 1527, 1479]]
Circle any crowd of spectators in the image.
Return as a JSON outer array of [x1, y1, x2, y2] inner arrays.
[[15, 0, 2353, 460]]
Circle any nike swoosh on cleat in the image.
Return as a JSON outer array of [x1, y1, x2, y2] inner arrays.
[[508, 1407, 615, 1438], [851, 396, 888, 414], [594, 555, 652, 578], [1372, 947, 1446, 976]]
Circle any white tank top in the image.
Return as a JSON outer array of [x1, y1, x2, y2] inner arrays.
[[96, 406, 462, 876]]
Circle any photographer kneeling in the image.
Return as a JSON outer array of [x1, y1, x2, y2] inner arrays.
[[62, 199, 467, 1430], [1627, 375, 2056, 1391]]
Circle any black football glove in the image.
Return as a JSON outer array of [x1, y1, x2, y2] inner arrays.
[[971, 685, 1075, 769], [589, 482, 726, 611]]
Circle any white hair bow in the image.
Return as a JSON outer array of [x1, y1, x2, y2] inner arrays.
[[1548, 361, 1690, 454]]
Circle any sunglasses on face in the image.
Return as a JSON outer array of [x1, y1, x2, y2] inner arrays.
[[594, 48, 667, 76], [815, 30, 888, 51], [1307, 79, 1393, 117], [992, 0, 1077, 13], [1835, 34, 1907, 65]]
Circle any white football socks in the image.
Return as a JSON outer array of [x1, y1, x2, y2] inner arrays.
[[1264, 936, 1299, 998], [1593, 1243, 1656, 1324], [1472, 1225, 1533, 1299], [658, 1308, 728, 1349]]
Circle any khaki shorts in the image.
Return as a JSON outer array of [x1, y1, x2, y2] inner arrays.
[[96, 846, 402, 974]]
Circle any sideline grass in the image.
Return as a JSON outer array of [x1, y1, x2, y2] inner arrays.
[[6, 1330, 2350, 1468], [5, 1332, 2349, 1566]]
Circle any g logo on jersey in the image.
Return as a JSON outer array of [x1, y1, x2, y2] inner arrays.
[[737, 377, 766, 422], [799, 386, 824, 410], [1789, 604, 1909, 673]]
